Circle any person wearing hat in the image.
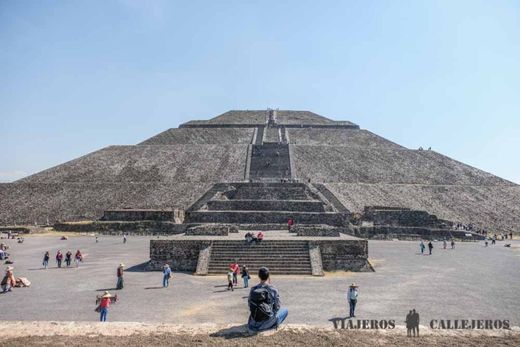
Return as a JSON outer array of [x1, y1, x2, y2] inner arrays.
[[1, 266, 16, 293], [163, 264, 172, 288], [99, 291, 112, 322], [116, 264, 124, 290], [347, 283, 359, 318], [247, 267, 288, 331]]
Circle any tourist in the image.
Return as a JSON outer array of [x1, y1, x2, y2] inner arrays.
[[492, 235, 496, 245], [257, 231, 264, 243], [405, 310, 413, 337], [74, 250, 83, 267], [411, 309, 420, 337], [450, 239, 455, 249], [116, 264, 124, 290], [56, 250, 63, 268], [97, 291, 112, 322], [227, 269, 234, 291], [42, 251, 50, 269], [95, 235, 99, 243], [1, 266, 16, 293], [242, 265, 250, 288], [65, 251, 72, 267], [287, 218, 294, 231], [163, 264, 172, 288], [419, 241, 425, 254], [428, 241, 433, 255], [230, 261, 239, 286], [485, 239, 488, 247], [443, 239, 447, 249], [123, 234, 127, 244], [245, 232, 253, 245], [510, 232, 513, 240], [0, 248, 5, 260], [248, 267, 288, 331], [347, 283, 358, 318]]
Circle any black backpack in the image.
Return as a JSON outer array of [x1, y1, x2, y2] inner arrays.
[[249, 286, 273, 322]]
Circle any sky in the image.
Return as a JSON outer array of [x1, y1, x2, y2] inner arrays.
[[1, 0, 519, 183]]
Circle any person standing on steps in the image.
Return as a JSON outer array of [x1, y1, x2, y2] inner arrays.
[[347, 283, 358, 318], [163, 264, 172, 288], [242, 265, 250, 288], [248, 267, 288, 331], [116, 263, 124, 290], [428, 241, 433, 255]]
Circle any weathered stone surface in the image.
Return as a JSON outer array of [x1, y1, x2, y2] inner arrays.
[[312, 240, 371, 272], [185, 224, 238, 236], [362, 206, 445, 227], [148, 240, 211, 271], [350, 226, 485, 241], [53, 221, 187, 235], [293, 225, 341, 237], [309, 244, 324, 276], [101, 210, 175, 221]]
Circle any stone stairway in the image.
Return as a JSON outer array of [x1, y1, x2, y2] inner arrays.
[[207, 240, 312, 275], [250, 144, 291, 181], [183, 182, 349, 226]]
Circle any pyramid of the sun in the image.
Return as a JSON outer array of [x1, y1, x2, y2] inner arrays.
[[1, 110, 518, 232]]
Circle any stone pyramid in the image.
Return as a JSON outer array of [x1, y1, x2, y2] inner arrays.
[[1, 110, 518, 232]]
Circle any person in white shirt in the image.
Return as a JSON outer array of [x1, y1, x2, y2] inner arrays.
[[347, 283, 359, 318]]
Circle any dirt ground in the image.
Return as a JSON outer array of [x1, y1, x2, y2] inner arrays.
[[0, 322, 518, 347]]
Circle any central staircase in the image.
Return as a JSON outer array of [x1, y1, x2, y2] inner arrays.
[[207, 240, 312, 275]]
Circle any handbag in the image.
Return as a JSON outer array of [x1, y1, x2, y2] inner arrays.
[[94, 305, 101, 313]]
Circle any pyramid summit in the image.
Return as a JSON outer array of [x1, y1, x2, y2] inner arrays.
[[1, 109, 518, 234]]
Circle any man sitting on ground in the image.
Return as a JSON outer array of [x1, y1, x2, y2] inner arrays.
[[248, 267, 288, 332], [256, 231, 264, 243]]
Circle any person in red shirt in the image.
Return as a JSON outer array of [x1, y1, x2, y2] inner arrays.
[[257, 231, 264, 243], [288, 218, 294, 231], [98, 291, 112, 322], [230, 262, 239, 286]]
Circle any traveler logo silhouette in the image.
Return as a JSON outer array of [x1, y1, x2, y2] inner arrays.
[[405, 309, 420, 337]]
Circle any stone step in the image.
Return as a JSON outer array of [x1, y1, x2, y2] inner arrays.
[[206, 199, 325, 212], [185, 211, 348, 225], [230, 187, 308, 200]]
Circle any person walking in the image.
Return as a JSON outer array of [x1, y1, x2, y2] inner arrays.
[[450, 239, 455, 249], [65, 251, 72, 267], [56, 250, 63, 268], [1, 266, 16, 293], [347, 283, 359, 318], [163, 264, 172, 288], [248, 267, 288, 331], [443, 239, 447, 249], [116, 264, 124, 290], [42, 251, 50, 269], [242, 265, 250, 288], [227, 269, 234, 291], [419, 241, 425, 254], [98, 291, 112, 322], [123, 234, 127, 244], [428, 241, 433, 255], [74, 250, 83, 267]]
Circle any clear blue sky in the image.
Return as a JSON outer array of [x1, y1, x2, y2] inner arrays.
[[1, 0, 519, 183]]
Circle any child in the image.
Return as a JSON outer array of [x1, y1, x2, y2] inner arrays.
[[227, 270, 234, 291]]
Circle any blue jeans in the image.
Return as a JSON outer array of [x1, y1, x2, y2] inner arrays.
[[163, 275, 169, 288], [276, 308, 289, 327], [100, 308, 108, 322], [349, 299, 357, 317], [243, 276, 249, 288]]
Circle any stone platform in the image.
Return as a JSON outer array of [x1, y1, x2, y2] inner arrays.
[[147, 230, 370, 276]]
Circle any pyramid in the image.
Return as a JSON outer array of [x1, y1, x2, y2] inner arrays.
[[1, 109, 518, 233]]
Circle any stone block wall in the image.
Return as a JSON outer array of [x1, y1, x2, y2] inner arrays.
[[53, 221, 187, 235], [101, 210, 176, 221], [312, 240, 371, 272], [148, 240, 211, 271], [293, 225, 342, 237], [185, 224, 238, 236], [350, 226, 485, 240]]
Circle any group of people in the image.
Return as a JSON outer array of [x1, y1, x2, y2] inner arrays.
[[244, 232, 264, 245], [419, 239, 456, 255], [227, 261, 250, 290], [44, 249, 83, 269]]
